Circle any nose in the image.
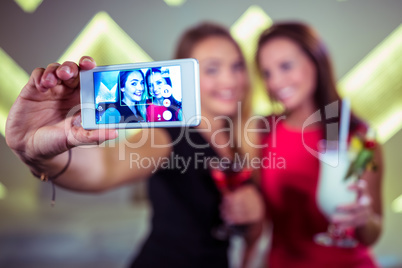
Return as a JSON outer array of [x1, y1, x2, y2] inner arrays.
[[220, 68, 237, 89], [266, 71, 285, 91]]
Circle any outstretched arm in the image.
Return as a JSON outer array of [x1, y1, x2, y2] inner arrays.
[[6, 57, 172, 192]]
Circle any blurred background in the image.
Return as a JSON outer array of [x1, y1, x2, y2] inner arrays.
[[0, 0, 401, 267]]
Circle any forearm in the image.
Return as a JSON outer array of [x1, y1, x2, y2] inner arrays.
[[24, 146, 111, 193]]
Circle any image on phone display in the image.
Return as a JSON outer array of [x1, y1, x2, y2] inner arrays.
[[94, 66, 182, 124]]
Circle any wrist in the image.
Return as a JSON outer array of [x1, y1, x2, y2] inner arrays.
[[30, 149, 72, 181], [355, 213, 382, 246], [30, 149, 72, 207]]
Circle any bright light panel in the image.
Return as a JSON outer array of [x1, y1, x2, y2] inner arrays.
[[392, 195, 402, 213], [0, 47, 29, 136], [338, 24, 402, 143], [164, 0, 186, 7], [231, 5, 273, 116], [14, 0, 43, 13], [0, 182, 7, 200]]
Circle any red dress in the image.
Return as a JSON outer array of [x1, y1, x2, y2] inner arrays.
[[146, 102, 181, 122], [147, 104, 169, 122], [261, 119, 378, 268]]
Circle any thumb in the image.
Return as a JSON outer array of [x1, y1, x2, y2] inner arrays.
[[66, 114, 119, 147]]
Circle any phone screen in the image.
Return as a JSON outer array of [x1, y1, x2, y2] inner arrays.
[[93, 65, 182, 124]]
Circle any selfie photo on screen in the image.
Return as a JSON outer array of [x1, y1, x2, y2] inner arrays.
[[94, 66, 182, 124]]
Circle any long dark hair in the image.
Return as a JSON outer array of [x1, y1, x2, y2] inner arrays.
[[174, 22, 255, 157], [256, 21, 363, 133]]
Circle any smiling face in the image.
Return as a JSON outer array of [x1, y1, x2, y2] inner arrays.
[[147, 72, 166, 99], [121, 70, 145, 102], [258, 37, 317, 114], [191, 36, 248, 118]]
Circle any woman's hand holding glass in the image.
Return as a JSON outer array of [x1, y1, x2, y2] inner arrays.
[[332, 179, 374, 234], [221, 184, 265, 225]]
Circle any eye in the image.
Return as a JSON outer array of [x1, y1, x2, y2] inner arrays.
[[280, 61, 292, 71], [206, 67, 218, 75], [262, 70, 270, 79], [232, 61, 245, 72], [131, 81, 138, 86]]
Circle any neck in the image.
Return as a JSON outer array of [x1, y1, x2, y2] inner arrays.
[[122, 97, 135, 107], [284, 99, 319, 129], [122, 98, 139, 115], [153, 97, 164, 106]]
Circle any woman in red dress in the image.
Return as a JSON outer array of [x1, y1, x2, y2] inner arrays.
[[254, 22, 384, 268], [145, 68, 182, 122]]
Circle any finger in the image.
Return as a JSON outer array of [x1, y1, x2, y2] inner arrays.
[[26, 67, 46, 94], [220, 202, 235, 224], [356, 179, 369, 198], [40, 63, 61, 91], [332, 211, 367, 229], [221, 196, 244, 222], [331, 213, 353, 228], [56, 61, 80, 89], [221, 207, 242, 225], [79, 56, 96, 70], [336, 203, 360, 213], [68, 126, 119, 147], [348, 179, 368, 198], [358, 194, 371, 207]]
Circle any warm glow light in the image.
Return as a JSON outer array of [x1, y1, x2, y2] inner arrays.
[[231, 5, 272, 49], [392, 195, 402, 213], [58, 11, 152, 65], [375, 108, 402, 143], [338, 24, 402, 96], [14, 0, 43, 13], [231, 5, 273, 116], [164, 0, 186, 7], [0, 47, 30, 136], [338, 24, 402, 143]]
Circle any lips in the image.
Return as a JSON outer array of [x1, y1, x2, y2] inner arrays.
[[214, 90, 236, 101], [131, 90, 143, 101], [275, 86, 295, 101], [133, 90, 143, 97]]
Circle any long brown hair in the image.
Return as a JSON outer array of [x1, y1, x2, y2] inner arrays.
[[175, 22, 241, 60], [256, 21, 362, 133], [174, 22, 256, 158]]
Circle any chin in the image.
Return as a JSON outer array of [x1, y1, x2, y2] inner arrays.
[[280, 98, 297, 111], [215, 106, 238, 117]]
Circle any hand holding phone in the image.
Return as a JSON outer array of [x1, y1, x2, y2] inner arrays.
[[6, 57, 118, 172], [80, 59, 201, 129]]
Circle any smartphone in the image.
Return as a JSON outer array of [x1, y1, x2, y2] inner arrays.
[[80, 58, 201, 129]]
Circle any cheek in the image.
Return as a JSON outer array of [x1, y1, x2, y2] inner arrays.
[[237, 73, 248, 93], [199, 76, 214, 95], [300, 67, 317, 96]]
